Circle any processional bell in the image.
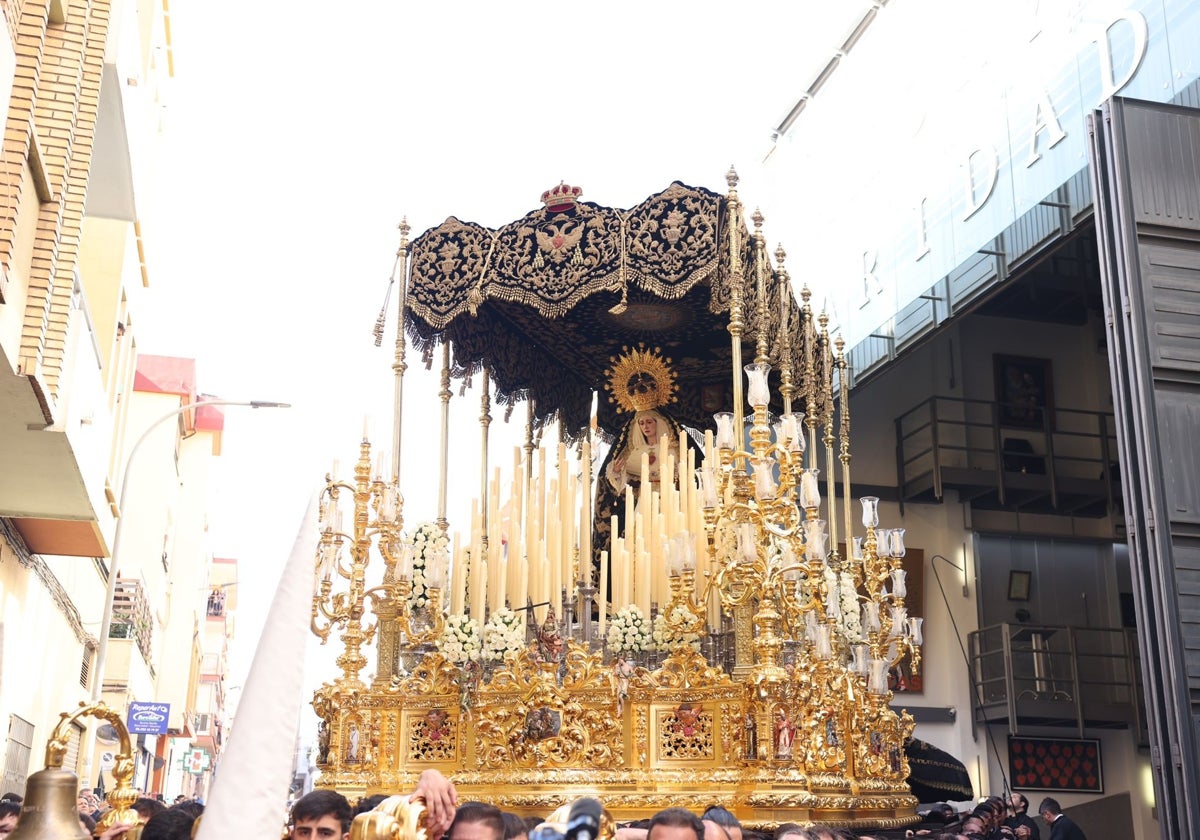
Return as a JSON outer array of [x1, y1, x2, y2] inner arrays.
[[10, 702, 142, 840]]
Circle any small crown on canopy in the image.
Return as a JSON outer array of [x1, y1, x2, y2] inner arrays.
[[605, 344, 678, 414], [541, 182, 583, 212]]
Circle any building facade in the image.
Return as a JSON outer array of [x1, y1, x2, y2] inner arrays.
[[765, 1, 1200, 838]]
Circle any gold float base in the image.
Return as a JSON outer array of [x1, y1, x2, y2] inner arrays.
[[329, 768, 919, 829]]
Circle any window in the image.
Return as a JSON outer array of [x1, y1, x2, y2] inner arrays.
[[2, 715, 35, 793], [80, 644, 94, 689]]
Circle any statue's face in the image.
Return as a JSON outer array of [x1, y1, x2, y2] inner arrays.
[[638, 415, 658, 441]]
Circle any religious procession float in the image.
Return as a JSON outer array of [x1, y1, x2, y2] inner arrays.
[[308, 170, 930, 831]]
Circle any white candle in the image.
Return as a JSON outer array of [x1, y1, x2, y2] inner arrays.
[[598, 550, 609, 635]]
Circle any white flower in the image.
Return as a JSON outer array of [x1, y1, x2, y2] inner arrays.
[[482, 607, 526, 662], [606, 605, 652, 654], [437, 613, 481, 665], [406, 521, 444, 611], [652, 608, 702, 652]]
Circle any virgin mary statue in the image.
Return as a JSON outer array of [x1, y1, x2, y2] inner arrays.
[[592, 346, 701, 605]]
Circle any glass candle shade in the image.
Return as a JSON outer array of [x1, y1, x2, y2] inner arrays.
[[890, 568, 907, 600], [888, 606, 908, 638], [714, 412, 736, 450], [697, 466, 718, 508], [851, 536, 864, 561], [889, 528, 906, 559], [825, 578, 839, 617], [399, 543, 415, 580], [860, 495, 880, 528], [875, 529, 892, 557], [814, 624, 833, 659], [745, 362, 771, 408], [738, 523, 757, 565], [752, 457, 778, 501], [805, 520, 828, 564], [862, 601, 881, 633], [788, 413, 806, 454], [851, 643, 870, 675], [799, 468, 821, 510], [425, 547, 449, 590], [868, 658, 890, 694], [908, 616, 924, 645]]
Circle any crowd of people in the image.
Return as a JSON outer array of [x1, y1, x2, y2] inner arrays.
[[0, 774, 1086, 840]]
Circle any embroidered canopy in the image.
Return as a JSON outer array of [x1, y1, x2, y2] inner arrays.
[[404, 181, 804, 438]]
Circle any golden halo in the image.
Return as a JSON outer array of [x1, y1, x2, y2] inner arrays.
[[605, 344, 678, 414]]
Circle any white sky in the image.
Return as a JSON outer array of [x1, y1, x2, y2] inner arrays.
[[138, 1, 875, 695]]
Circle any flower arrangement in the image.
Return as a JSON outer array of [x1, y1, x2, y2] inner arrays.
[[652, 606, 703, 652], [408, 521, 446, 611], [482, 607, 526, 662], [606, 604, 653, 654], [437, 613, 481, 665]]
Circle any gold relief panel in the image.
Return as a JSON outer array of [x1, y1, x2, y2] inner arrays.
[[405, 708, 458, 763], [657, 703, 713, 761]]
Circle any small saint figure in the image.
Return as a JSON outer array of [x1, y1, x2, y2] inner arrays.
[[774, 708, 795, 759], [425, 709, 449, 742], [672, 703, 701, 737], [613, 656, 634, 716], [536, 607, 566, 661], [744, 712, 758, 760], [316, 720, 330, 765], [347, 722, 360, 762], [824, 713, 839, 748]]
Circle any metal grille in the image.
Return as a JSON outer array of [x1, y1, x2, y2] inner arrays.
[[2, 715, 34, 793]]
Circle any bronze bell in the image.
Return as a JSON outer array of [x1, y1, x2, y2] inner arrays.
[[7, 766, 88, 840]]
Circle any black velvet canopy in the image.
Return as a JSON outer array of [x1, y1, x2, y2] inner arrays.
[[404, 181, 805, 440]]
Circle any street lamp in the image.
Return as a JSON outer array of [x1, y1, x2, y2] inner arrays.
[[91, 398, 291, 701]]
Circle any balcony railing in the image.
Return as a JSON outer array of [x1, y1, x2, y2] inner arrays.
[[967, 622, 1146, 741], [895, 396, 1120, 518]]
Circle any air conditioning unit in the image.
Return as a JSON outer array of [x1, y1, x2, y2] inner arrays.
[[193, 713, 211, 736]]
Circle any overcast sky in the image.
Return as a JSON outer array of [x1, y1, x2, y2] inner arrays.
[[139, 0, 873, 693]]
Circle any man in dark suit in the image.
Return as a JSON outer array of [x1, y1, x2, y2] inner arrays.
[[1006, 793, 1040, 840], [1038, 797, 1087, 840]]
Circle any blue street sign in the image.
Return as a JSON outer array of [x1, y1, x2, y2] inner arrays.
[[127, 701, 170, 735]]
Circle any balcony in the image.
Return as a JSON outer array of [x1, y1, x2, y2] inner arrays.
[[895, 396, 1121, 520], [968, 622, 1147, 741], [110, 577, 153, 666]]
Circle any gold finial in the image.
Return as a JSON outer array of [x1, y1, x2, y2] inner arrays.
[[818, 311, 829, 331], [398, 217, 410, 239], [605, 344, 678, 414], [835, 335, 845, 353], [801, 285, 811, 304], [751, 207, 764, 231], [775, 244, 787, 266], [726, 165, 739, 189]]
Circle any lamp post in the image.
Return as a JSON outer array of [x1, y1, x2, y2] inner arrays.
[[91, 398, 290, 702]]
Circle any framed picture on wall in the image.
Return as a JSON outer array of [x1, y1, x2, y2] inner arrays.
[[1008, 570, 1031, 601], [994, 354, 1055, 430]]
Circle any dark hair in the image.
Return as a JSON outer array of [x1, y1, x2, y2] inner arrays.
[[524, 816, 545, 835], [773, 823, 811, 840], [141, 808, 197, 840], [449, 802, 505, 840], [503, 811, 529, 839], [355, 794, 390, 817], [171, 800, 205, 819], [1012, 793, 1028, 811], [0, 792, 22, 804], [135, 797, 168, 819], [699, 807, 740, 830], [0, 801, 20, 820], [1037, 797, 1062, 817], [648, 808, 704, 840], [292, 789, 353, 833]]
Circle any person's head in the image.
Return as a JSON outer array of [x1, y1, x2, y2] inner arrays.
[[173, 794, 187, 804], [700, 806, 742, 840], [803, 826, 837, 840], [135, 796, 168, 821], [647, 807, 704, 840], [502, 811, 529, 840], [354, 794, 389, 817], [171, 800, 205, 819], [773, 823, 811, 840], [0, 801, 19, 838], [290, 789, 352, 840], [448, 801, 505, 840], [1009, 792, 1028, 815], [141, 807, 197, 840], [77, 793, 94, 814], [0, 794, 20, 805], [1037, 797, 1062, 821], [961, 816, 984, 835]]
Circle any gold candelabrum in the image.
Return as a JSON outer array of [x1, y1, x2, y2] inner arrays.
[[312, 177, 924, 829]]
